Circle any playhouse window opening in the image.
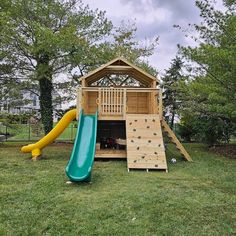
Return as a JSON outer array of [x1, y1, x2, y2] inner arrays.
[[97, 121, 126, 150]]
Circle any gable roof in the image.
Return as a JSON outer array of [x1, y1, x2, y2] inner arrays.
[[80, 57, 159, 86]]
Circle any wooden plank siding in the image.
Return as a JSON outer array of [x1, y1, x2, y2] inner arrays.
[[126, 114, 167, 171], [77, 87, 159, 119]]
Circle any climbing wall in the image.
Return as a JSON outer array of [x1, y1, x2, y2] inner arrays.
[[126, 114, 167, 171]]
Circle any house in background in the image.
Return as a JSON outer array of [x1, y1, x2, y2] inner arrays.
[[0, 89, 62, 121]]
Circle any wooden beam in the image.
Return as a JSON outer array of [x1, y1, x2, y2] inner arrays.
[[119, 75, 131, 86], [123, 88, 127, 119], [76, 88, 82, 119], [95, 149, 126, 158], [98, 88, 101, 114], [106, 65, 132, 71], [80, 87, 158, 92], [161, 119, 192, 162], [105, 75, 117, 86], [159, 89, 163, 119]]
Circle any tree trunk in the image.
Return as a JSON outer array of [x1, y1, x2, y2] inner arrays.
[[39, 77, 53, 134], [170, 110, 175, 129]]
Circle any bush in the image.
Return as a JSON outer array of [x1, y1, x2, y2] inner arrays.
[[177, 113, 234, 146]]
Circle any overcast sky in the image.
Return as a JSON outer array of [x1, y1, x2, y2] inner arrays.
[[82, 0, 204, 74]]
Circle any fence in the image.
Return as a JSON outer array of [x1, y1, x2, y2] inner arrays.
[[0, 121, 77, 142]]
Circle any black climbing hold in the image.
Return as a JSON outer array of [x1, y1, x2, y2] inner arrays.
[[138, 136, 141, 139], [148, 140, 151, 143], [129, 122, 132, 125], [134, 160, 137, 163], [141, 156, 145, 159], [134, 120, 137, 122], [158, 144, 161, 147], [145, 119, 147, 122], [153, 133, 157, 136], [155, 164, 158, 167], [147, 126, 150, 129], [131, 140, 134, 143], [152, 119, 155, 122], [137, 147, 140, 150], [154, 152, 158, 155], [133, 129, 136, 132]]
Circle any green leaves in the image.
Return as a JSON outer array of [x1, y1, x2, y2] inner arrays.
[[177, 0, 236, 144], [0, 0, 113, 133], [162, 56, 184, 128], [1, 0, 159, 133]]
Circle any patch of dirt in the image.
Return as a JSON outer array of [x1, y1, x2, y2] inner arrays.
[[210, 144, 236, 159], [49, 142, 73, 147]]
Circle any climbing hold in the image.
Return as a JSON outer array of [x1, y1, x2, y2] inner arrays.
[[133, 129, 136, 132], [134, 120, 137, 122], [145, 119, 147, 122], [129, 122, 132, 125], [154, 152, 158, 155], [138, 136, 141, 139], [131, 140, 134, 143], [147, 126, 150, 129], [141, 156, 145, 159], [137, 147, 140, 150], [148, 140, 151, 143], [158, 144, 161, 147], [155, 164, 158, 167], [153, 133, 157, 136], [152, 119, 155, 122], [134, 160, 137, 163]]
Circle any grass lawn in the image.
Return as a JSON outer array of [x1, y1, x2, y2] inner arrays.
[[0, 143, 235, 235], [0, 122, 77, 141]]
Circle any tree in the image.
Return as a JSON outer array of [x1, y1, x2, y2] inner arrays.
[[177, 0, 236, 144], [162, 56, 184, 129], [0, 0, 112, 134], [111, 23, 159, 77], [70, 21, 159, 87]]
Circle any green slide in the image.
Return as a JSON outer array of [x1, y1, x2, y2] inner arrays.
[[66, 110, 98, 182]]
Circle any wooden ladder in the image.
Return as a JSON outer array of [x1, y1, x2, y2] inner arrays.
[[161, 119, 192, 162]]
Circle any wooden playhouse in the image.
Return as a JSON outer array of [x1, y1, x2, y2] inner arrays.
[[77, 57, 192, 172]]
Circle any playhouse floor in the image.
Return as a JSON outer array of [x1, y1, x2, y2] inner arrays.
[[95, 149, 126, 158]]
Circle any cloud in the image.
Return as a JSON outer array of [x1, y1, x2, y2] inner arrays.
[[120, 0, 199, 21], [82, 0, 202, 71]]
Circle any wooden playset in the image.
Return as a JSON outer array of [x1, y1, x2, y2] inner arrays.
[[77, 57, 192, 172], [22, 57, 192, 181]]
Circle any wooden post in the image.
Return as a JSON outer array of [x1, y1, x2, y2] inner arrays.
[[159, 89, 163, 120], [98, 88, 101, 115], [120, 89, 122, 114], [152, 81, 157, 114], [153, 90, 158, 114], [102, 88, 104, 114], [76, 88, 82, 120], [123, 88, 127, 119], [105, 88, 108, 114]]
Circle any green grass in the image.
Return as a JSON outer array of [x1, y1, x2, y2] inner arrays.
[[0, 122, 77, 141], [0, 143, 235, 235]]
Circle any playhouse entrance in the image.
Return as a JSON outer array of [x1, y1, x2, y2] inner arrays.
[[95, 120, 127, 158]]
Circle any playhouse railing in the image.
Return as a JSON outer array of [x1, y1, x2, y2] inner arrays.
[[99, 88, 125, 116], [77, 87, 160, 118]]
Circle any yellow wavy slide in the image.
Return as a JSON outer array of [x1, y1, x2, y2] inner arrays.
[[21, 109, 77, 159]]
